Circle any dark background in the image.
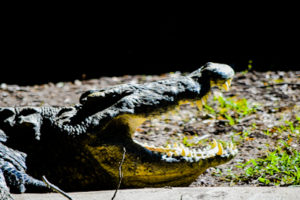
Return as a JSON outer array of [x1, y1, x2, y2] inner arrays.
[[1, 9, 299, 85]]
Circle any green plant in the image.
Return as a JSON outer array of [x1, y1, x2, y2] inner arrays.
[[235, 143, 300, 186], [241, 60, 253, 75], [204, 95, 257, 126]]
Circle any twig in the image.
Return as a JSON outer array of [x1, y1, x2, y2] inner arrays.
[[111, 147, 126, 200], [42, 176, 73, 200]]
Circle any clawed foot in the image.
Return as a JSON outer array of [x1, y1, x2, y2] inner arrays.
[[0, 143, 48, 197]]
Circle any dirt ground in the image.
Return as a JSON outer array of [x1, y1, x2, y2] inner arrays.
[[1, 69, 299, 187]]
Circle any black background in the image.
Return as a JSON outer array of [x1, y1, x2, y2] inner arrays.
[[1, 8, 299, 85]]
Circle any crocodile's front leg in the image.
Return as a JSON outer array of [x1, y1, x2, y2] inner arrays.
[[0, 142, 48, 195], [0, 107, 68, 197]]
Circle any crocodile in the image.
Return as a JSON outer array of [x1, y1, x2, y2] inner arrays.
[[0, 62, 237, 199]]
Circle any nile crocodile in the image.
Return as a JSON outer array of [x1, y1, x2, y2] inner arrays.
[[0, 62, 237, 199]]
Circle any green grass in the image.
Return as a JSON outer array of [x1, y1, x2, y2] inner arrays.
[[262, 117, 300, 140], [204, 94, 300, 186], [222, 116, 300, 186], [204, 95, 258, 126], [235, 142, 300, 186]]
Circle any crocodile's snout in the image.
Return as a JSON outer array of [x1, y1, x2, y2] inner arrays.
[[189, 62, 234, 91], [202, 62, 235, 80]]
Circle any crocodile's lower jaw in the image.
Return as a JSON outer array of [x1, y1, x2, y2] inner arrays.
[[86, 138, 237, 188], [85, 79, 237, 188]]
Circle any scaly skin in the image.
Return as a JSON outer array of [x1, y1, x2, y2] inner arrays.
[[0, 62, 237, 199]]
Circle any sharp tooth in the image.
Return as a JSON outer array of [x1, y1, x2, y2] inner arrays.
[[223, 82, 229, 91], [167, 152, 172, 157], [227, 79, 232, 87], [166, 144, 171, 149], [211, 139, 217, 148], [187, 151, 192, 157], [174, 151, 179, 156], [181, 149, 186, 156], [203, 94, 208, 102], [173, 143, 178, 148], [179, 143, 185, 149], [196, 100, 203, 111], [223, 79, 232, 91], [189, 101, 195, 106], [217, 142, 223, 155]]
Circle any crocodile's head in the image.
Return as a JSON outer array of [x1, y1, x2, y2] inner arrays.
[[80, 62, 236, 188]]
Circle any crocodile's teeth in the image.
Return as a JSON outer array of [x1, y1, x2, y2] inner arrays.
[[202, 93, 209, 104], [173, 142, 181, 148], [196, 100, 203, 111], [181, 149, 186, 156], [187, 151, 192, 157], [227, 79, 232, 87], [211, 139, 217, 148], [217, 142, 223, 155], [222, 79, 232, 91], [223, 82, 229, 91], [189, 101, 195, 106]]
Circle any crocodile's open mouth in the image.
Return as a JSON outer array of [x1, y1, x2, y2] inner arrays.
[[83, 63, 237, 187], [136, 137, 237, 163], [131, 79, 237, 163]]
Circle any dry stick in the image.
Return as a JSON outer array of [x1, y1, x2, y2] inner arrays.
[[111, 147, 126, 200], [42, 176, 73, 200]]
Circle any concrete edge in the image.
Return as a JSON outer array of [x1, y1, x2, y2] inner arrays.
[[13, 187, 300, 200]]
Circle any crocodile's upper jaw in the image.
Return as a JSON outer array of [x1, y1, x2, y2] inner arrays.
[[84, 63, 237, 188]]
